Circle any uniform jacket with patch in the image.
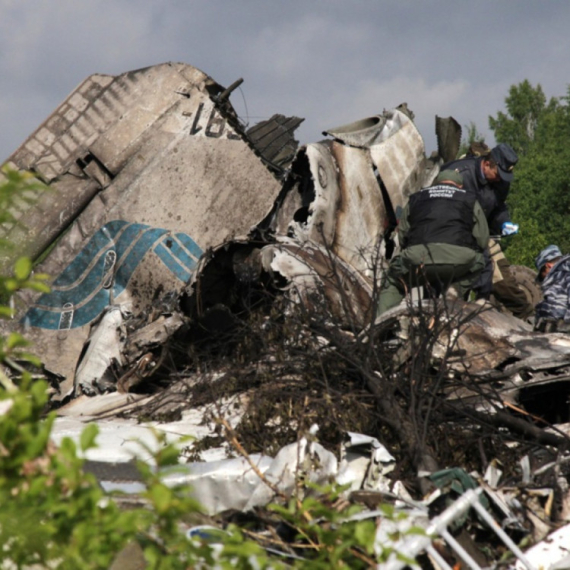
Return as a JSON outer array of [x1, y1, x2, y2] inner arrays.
[[399, 183, 489, 253]]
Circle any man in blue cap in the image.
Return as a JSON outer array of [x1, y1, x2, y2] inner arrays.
[[377, 169, 489, 315], [534, 245, 570, 331], [443, 143, 534, 320]]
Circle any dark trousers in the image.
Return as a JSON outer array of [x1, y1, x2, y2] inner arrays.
[[377, 244, 484, 315]]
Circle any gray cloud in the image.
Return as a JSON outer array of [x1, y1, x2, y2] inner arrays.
[[2, 1, 570, 161]]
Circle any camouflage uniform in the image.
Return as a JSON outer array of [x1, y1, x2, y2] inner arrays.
[[535, 254, 570, 331]]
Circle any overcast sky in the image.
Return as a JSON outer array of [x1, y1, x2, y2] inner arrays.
[[2, 1, 570, 162]]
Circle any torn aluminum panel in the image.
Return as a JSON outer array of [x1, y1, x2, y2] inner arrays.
[[324, 115, 389, 148], [243, 430, 338, 511], [3, 62, 292, 394], [337, 432, 396, 493], [74, 305, 126, 395], [273, 139, 387, 278], [374, 298, 533, 376], [373, 298, 570, 425], [75, 305, 185, 395], [260, 237, 374, 328], [162, 456, 273, 514], [52, 392, 246, 464], [182, 236, 373, 329], [368, 108, 435, 214], [435, 302, 570, 414], [272, 108, 431, 279], [122, 312, 185, 362]]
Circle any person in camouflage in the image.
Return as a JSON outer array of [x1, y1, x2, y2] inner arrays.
[[534, 245, 570, 331]]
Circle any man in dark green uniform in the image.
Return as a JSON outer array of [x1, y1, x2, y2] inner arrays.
[[377, 170, 489, 315], [443, 144, 534, 320]]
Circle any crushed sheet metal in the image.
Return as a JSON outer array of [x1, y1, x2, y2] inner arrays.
[[74, 305, 125, 395], [261, 237, 373, 327], [515, 522, 570, 570], [123, 312, 185, 362], [323, 114, 389, 148], [75, 309, 185, 395], [51, 397, 245, 464], [146, 430, 397, 514], [337, 431, 396, 493], [163, 456, 273, 514], [243, 430, 338, 511], [433, 301, 530, 373], [4, 62, 284, 391], [374, 299, 570, 411], [368, 109, 432, 212], [275, 108, 429, 280], [56, 392, 150, 418], [50, 416, 190, 464]]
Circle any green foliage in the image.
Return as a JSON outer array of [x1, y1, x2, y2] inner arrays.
[[269, 488, 378, 568], [1, 376, 427, 568], [269, 486, 427, 569], [0, 380, 143, 568], [0, 167, 46, 252], [0, 168, 50, 390], [489, 80, 557, 156], [489, 81, 570, 267]]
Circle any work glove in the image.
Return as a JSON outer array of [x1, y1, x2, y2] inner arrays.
[[501, 222, 519, 236]]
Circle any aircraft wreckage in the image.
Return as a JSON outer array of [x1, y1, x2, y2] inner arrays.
[[2, 61, 570, 567]]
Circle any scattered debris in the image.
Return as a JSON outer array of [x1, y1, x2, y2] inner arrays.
[[2, 61, 569, 566]]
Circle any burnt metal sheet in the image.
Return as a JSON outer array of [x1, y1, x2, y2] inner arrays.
[[182, 236, 373, 329], [260, 237, 373, 327], [273, 108, 430, 282], [3, 62, 285, 392], [435, 115, 462, 163], [274, 140, 387, 278], [323, 115, 388, 148], [368, 108, 429, 213], [374, 298, 570, 414], [246, 113, 304, 172]]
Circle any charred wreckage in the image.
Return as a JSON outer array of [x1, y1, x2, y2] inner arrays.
[[2, 62, 570, 568]]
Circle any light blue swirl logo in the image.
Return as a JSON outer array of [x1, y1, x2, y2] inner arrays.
[[23, 220, 202, 330]]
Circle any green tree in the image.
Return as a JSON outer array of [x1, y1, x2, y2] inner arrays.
[[488, 80, 559, 156], [489, 82, 570, 267]]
